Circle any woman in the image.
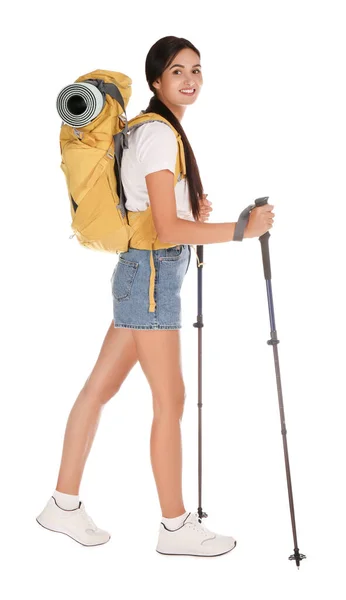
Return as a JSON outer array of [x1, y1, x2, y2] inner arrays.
[[36, 36, 274, 556]]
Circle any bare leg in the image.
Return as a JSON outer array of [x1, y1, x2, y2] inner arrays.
[[55, 323, 138, 495], [55, 391, 104, 495], [150, 408, 186, 518], [132, 330, 186, 518]]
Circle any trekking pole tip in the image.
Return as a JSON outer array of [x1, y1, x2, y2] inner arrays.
[[289, 548, 306, 568]]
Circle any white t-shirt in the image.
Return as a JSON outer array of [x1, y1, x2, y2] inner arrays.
[[120, 120, 195, 222]]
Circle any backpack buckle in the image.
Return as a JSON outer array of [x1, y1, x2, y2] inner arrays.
[[73, 128, 84, 139]]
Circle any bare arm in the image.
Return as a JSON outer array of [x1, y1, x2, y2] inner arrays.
[[161, 218, 236, 245]]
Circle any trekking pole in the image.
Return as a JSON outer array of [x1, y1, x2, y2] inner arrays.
[[254, 197, 306, 569], [193, 245, 208, 523]]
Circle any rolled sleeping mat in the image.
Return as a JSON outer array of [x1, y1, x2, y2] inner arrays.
[[56, 81, 105, 127]]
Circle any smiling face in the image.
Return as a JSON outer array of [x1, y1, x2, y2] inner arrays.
[[152, 47, 203, 121]]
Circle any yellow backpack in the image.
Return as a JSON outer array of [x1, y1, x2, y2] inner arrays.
[[59, 68, 187, 254]]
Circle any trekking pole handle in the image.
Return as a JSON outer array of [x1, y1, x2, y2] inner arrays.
[[196, 245, 203, 263], [255, 196, 269, 208], [255, 197, 272, 281], [233, 196, 269, 242]]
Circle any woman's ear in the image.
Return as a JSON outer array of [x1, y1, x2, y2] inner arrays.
[[152, 78, 161, 91]]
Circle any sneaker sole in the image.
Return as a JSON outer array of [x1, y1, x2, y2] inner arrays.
[[36, 518, 111, 547], [156, 540, 237, 557]]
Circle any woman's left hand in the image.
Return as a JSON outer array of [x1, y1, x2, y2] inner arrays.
[[197, 193, 213, 222]]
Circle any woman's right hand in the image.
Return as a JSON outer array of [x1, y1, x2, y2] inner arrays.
[[244, 204, 275, 238]]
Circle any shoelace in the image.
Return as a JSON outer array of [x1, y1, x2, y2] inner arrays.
[[80, 504, 98, 531], [188, 512, 214, 536]]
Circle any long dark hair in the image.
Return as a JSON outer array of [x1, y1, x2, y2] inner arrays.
[[143, 36, 204, 222]]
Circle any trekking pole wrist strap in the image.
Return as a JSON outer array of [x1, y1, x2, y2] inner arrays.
[[233, 196, 269, 241]]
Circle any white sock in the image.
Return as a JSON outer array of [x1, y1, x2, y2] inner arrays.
[[53, 489, 80, 510], [161, 511, 189, 530]]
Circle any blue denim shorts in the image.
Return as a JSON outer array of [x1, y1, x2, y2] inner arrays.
[[110, 244, 191, 330]]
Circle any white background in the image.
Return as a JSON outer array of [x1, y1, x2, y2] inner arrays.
[[2, 0, 346, 598]]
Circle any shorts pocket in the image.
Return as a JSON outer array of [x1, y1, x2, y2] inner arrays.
[[111, 257, 139, 301], [159, 245, 184, 261]]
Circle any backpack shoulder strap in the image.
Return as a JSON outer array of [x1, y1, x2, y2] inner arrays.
[[127, 112, 186, 184]]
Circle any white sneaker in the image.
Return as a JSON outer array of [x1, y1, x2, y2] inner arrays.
[[156, 511, 237, 557], [36, 496, 111, 546]]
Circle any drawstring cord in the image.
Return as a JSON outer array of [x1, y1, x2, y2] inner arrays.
[[190, 244, 204, 268]]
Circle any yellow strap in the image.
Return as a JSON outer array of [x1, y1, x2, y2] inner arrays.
[[147, 245, 204, 314], [149, 247, 156, 312], [129, 113, 185, 186]]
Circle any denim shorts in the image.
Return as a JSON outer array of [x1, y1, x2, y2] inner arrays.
[[110, 244, 192, 330]]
